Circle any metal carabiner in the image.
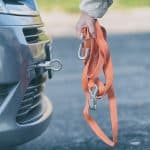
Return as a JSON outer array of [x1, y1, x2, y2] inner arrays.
[[78, 34, 90, 60], [89, 85, 98, 110]]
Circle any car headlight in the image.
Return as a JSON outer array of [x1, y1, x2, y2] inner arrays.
[[0, 0, 39, 16], [0, 1, 7, 13]]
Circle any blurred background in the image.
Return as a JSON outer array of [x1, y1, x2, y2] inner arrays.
[[19, 0, 150, 150], [35, 0, 150, 37], [36, 0, 150, 12]]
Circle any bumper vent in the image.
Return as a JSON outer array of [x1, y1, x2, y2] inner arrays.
[[16, 75, 46, 124], [23, 26, 48, 44], [0, 84, 14, 105]]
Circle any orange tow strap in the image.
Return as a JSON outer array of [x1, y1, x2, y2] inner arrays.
[[79, 21, 118, 147]]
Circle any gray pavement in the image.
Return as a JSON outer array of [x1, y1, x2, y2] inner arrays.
[[18, 32, 150, 150]]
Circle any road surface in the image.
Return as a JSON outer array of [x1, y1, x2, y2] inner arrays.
[[18, 32, 150, 150]]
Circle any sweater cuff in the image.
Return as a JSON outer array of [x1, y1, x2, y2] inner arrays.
[[80, 0, 113, 18]]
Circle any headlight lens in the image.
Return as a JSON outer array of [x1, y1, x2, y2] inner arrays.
[[0, 1, 7, 13], [0, 0, 39, 15]]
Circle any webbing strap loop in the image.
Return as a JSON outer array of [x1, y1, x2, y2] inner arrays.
[[80, 21, 118, 147]]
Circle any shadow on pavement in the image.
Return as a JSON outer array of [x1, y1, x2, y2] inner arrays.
[[18, 32, 150, 150], [2, 148, 18, 150]]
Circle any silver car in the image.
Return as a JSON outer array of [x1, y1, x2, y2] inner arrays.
[[0, 0, 60, 147]]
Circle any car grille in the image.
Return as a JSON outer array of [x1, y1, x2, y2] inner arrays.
[[23, 26, 49, 44], [16, 75, 46, 124]]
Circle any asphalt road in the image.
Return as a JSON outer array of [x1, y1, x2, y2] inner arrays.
[[17, 32, 150, 150]]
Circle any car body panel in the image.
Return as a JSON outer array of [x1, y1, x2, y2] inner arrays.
[[0, 0, 53, 147]]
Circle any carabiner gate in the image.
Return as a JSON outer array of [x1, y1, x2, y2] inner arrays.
[[89, 85, 98, 110], [78, 34, 90, 60]]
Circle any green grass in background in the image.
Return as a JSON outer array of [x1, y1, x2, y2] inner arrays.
[[36, 0, 79, 12], [36, 0, 150, 12], [115, 0, 150, 8]]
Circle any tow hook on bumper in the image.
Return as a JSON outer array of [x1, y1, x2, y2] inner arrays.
[[37, 59, 63, 72], [29, 42, 62, 78]]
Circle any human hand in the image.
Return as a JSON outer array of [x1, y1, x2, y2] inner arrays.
[[76, 11, 97, 38]]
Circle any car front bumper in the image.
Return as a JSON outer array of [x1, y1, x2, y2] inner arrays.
[[0, 94, 52, 147], [0, 14, 53, 147]]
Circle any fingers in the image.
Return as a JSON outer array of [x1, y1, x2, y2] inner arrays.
[[76, 12, 97, 38], [76, 22, 82, 36], [87, 21, 96, 38], [76, 17, 85, 37]]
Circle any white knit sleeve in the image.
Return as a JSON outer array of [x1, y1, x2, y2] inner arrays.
[[80, 0, 113, 18]]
